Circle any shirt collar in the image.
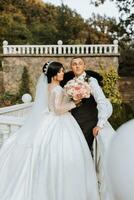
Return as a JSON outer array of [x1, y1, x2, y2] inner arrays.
[[74, 71, 86, 81]]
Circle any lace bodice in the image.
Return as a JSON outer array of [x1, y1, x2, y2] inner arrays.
[[48, 85, 76, 115]]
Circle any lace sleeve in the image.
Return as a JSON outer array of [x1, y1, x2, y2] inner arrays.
[[53, 86, 76, 114]]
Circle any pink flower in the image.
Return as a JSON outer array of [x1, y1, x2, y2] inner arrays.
[[64, 79, 91, 101]]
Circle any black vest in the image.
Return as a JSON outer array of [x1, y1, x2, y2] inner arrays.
[[71, 73, 98, 135], [61, 71, 102, 136], [71, 95, 98, 135]]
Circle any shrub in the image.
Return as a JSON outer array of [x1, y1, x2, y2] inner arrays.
[[99, 65, 134, 129], [18, 66, 30, 97], [0, 66, 31, 107]]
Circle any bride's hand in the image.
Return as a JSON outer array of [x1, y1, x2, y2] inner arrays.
[[92, 126, 102, 137]]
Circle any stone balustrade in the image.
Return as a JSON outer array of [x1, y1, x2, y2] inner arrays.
[[1, 40, 119, 96], [0, 94, 32, 147], [0, 116, 23, 147], [3, 40, 119, 55]]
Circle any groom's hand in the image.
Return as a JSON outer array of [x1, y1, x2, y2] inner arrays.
[[92, 126, 102, 137], [74, 99, 82, 107]]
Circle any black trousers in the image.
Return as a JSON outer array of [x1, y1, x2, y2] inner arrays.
[[77, 122, 95, 152], [84, 128, 95, 152]]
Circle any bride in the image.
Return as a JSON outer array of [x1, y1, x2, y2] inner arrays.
[[0, 61, 100, 200]]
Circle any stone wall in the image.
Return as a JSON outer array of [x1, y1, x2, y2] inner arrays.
[[119, 77, 134, 110], [1, 54, 119, 96], [0, 71, 4, 93]]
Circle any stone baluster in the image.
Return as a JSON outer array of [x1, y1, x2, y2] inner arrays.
[[27, 46, 30, 54], [109, 45, 111, 53], [99, 46, 102, 54], [49, 46, 52, 54], [22, 47, 25, 54], [90, 46, 93, 54], [113, 40, 118, 54], [40, 47, 43, 54], [95, 46, 98, 54], [3, 40, 8, 54], [76, 46, 79, 54], [63, 46, 66, 54], [57, 40, 63, 54], [81, 46, 84, 54], [85, 46, 89, 54], [44, 46, 48, 54], [104, 46, 107, 54], [35, 47, 39, 54], [68, 46, 71, 54]]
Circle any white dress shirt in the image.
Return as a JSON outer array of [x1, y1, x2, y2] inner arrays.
[[74, 72, 113, 128]]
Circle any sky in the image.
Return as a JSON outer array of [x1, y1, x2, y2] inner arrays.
[[44, 0, 119, 21]]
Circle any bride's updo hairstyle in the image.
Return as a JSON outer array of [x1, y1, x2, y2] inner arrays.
[[43, 61, 64, 83]]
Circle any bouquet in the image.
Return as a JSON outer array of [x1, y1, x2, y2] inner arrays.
[[64, 79, 91, 101]]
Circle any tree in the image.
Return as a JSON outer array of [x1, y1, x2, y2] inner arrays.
[[56, 5, 89, 44], [0, 5, 32, 46], [29, 21, 58, 44], [18, 67, 30, 97], [86, 14, 115, 44], [119, 46, 134, 76], [90, 0, 134, 39]]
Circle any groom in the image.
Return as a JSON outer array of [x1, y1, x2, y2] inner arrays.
[[61, 57, 112, 152]]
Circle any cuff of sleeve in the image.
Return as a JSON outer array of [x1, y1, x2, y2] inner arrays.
[[97, 120, 105, 128]]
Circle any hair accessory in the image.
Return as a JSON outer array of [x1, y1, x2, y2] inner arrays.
[[44, 61, 53, 75]]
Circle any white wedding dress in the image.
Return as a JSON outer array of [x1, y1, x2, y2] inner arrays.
[[106, 119, 134, 200], [0, 75, 100, 200]]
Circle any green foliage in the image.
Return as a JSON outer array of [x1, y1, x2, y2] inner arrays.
[[110, 103, 134, 129], [0, 0, 133, 48], [0, 6, 33, 45], [99, 66, 134, 129], [0, 0, 118, 50], [0, 0, 90, 47], [0, 92, 21, 107], [56, 5, 88, 44], [90, 0, 134, 38], [0, 66, 31, 107], [99, 66, 122, 104], [119, 47, 134, 76], [87, 14, 116, 44], [18, 67, 30, 97]]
